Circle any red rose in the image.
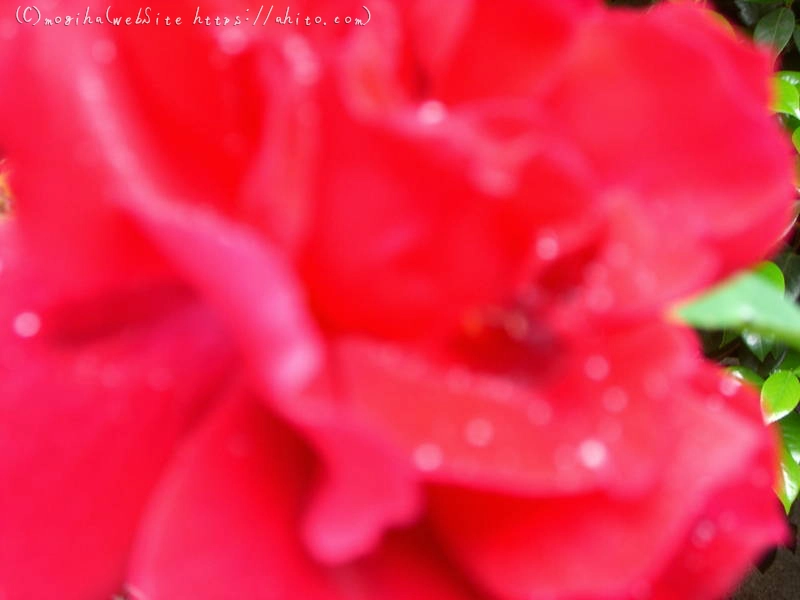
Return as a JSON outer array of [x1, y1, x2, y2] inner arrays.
[[0, 1, 793, 599]]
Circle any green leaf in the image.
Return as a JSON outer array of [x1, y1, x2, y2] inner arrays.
[[784, 114, 800, 131], [754, 261, 786, 293], [794, 24, 800, 54], [793, 127, 800, 154], [778, 70, 800, 87], [726, 365, 765, 387], [780, 412, 800, 463], [743, 329, 775, 361], [761, 370, 800, 423], [776, 349, 800, 374], [739, 265, 783, 361], [776, 443, 800, 513], [777, 413, 800, 512], [720, 329, 740, 347], [772, 77, 800, 117], [734, 0, 760, 27], [755, 8, 796, 52], [675, 272, 800, 351], [777, 252, 800, 300]]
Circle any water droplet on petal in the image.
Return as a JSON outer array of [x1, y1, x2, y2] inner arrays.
[[13, 312, 40, 338], [219, 29, 248, 55], [586, 287, 614, 313], [476, 167, 515, 196], [413, 443, 443, 472], [577, 439, 608, 470], [691, 520, 716, 547], [123, 583, 147, 600], [283, 36, 320, 85], [417, 100, 447, 125], [584, 355, 610, 381], [535, 233, 560, 261], [79, 74, 106, 102], [464, 418, 494, 448], [634, 269, 657, 294], [602, 387, 628, 413]]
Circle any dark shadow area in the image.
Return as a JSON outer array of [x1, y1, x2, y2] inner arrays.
[[731, 502, 800, 599]]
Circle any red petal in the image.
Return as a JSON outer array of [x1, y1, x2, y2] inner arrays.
[[642, 363, 789, 599], [301, 95, 595, 338], [296, 385, 422, 564], [336, 526, 485, 600], [127, 391, 474, 600], [541, 3, 795, 306], [429, 0, 603, 103], [118, 194, 323, 401], [126, 390, 341, 600], [0, 238, 234, 600], [428, 382, 784, 599], [121, 195, 422, 564], [645, 456, 787, 600], [0, 2, 285, 296], [333, 323, 700, 497]]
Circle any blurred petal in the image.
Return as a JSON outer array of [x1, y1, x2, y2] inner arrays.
[[335, 526, 485, 600], [1, 1, 328, 398], [127, 391, 473, 600], [118, 194, 322, 401], [0, 1, 286, 295], [541, 3, 795, 309], [333, 323, 699, 497], [429, 0, 602, 102], [299, 410, 422, 564], [126, 390, 341, 600], [301, 94, 595, 338], [428, 385, 784, 599], [121, 195, 422, 564], [0, 231, 235, 600], [641, 364, 790, 600]]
